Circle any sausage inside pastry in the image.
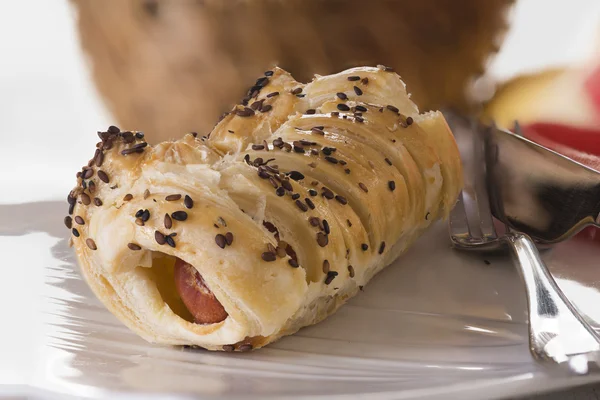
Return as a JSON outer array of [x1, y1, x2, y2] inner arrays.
[[65, 66, 462, 351]]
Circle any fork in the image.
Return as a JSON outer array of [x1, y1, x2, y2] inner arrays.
[[447, 116, 600, 374]]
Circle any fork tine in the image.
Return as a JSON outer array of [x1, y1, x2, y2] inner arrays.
[[471, 123, 498, 240], [449, 190, 471, 243]]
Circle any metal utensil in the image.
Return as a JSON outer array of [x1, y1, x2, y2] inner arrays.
[[445, 111, 600, 374]]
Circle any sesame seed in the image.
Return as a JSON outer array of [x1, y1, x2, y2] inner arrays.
[[268, 177, 278, 188], [316, 232, 328, 247], [295, 200, 308, 212], [291, 193, 300, 200], [235, 107, 255, 117], [355, 116, 364, 123], [88, 181, 96, 194], [86, 238, 97, 250], [288, 259, 299, 268], [184, 195, 194, 209], [325, 271, 338, 285], [311, 127, 325, 135], [322, 219, 330, 234], [64, 216, 72, 229], [406, 116, 414, 125], [345, 168, 351, 174], [388, 181, 396, 191], [355, 105, 367, 112], [264, 71, 274, 77], [267, 243, 277, 254], [238, 344, 253, 352], [262, 252, 277, 262], [135, 218, 144, 226], [81, 193, 91, 205], [293, 145, 305, 153], [336, 92, 348, 100], [121, 147, 144, 156], [143, 189, 150, 199], [281, 180, 293, 192], [348, 265, 355, 278], [276, 187, 285, 196], [339, 160, 347, 166], [362, 244, 369, 251], [379, 242, 386, 254], [215, 234, 227, 249], [141, 209, 150, 222], [68, 203, 75, 215], [335, 195, 348, 205], [276, 246, 287, 258], [136, 132, 145, 139], [386, 105, 399, 113], [322, 260, 330, 273], [252, 144, 265, 150], [359, 183, 368, 192], [135, 209, 144, 218], [353, 86, 363, 96], [223, 345, 235, 352], [305, 198, 315, 210], [163, 194, 181, 202], [83, 168, 93, 179], [322, 146, 335, 156], [225, 232, 234, 246], [72, 228, 80, 237], [107, 125, 120, 134], [306, 109, 316, 115], [361, 77, 369, 85], [385, 158, 392, 165], [291, 88, 302, 95], [128, 243, 141, 251], [347, 219, 352, 227], [94, 149, 104, 167], [96, 170, 108, 183], [155, 231, 166, 245], [321, 187, 334, 199], [337, 104, 350, 111], [260, 104, 272, 113], [164, 213, 172, 229], [309, 217, 320, 227], [266, 91, 279, 98], [324, 156, 338, 164], [165, 235, 176, 248], [347, 76, 361, 81], [288, 171, 304, 181], [123, 194, 133, 201], [74, 216, 85, 225], [308, 189, 317, 196], [425, 212, 431, 220]]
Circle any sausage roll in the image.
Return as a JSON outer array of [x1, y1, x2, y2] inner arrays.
[[65, 66, 462, 351]]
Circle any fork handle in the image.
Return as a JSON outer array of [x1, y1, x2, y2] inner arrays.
[[505, 232, 600, 363]]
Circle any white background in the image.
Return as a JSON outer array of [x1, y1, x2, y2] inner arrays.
[[0, 0, 599, 205]]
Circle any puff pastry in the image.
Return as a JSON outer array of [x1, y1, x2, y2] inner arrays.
[[65, 66, 462, 351]]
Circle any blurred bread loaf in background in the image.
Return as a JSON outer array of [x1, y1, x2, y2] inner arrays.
[[72, 0, 513, 142]]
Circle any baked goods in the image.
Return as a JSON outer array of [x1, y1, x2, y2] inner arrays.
[[65, 66, 462, 351]]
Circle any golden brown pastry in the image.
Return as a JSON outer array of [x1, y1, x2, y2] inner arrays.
[[65, 66, 462, 351]]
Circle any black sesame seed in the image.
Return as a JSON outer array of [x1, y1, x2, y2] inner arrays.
[[336, 92, 348, 100], [339, 160, 347, 166], [322, 219, 330, 234], [128, 243, 142, 251], [347, 76, 361, 81], [337, 104, 350, 111], [97, 170, 109, 183], [72, 228, 80, 237], [261, 104, 273, 113], [309, 217, 320, 227], [425, 212, 431, 220], [74, 216, 85, 225], [322, 187, 334, 199], [305, 198, 315, 210], [281, 180, 293, 192], [353, 86, 363, 96], [288, 171, 304, 181], [291, 193, 301, 200], [215, 234, 227, 249], [184, 195, 194, 209], [361, 77, 369, 85], [388, 181, 396, 191], [86, 238, 97, 250], [164, 213, 172, 229], [107, 125, 120, 134], [361, 243, 368, 251], [266, 91, 279, 98], [317, 232, 328, 247], [88, 181, 96, 194], [264, 70, 274, 77], [262, 252, 277, 262], [165, 235, 176, 248], [295, 200, 308, 212], [83, 168, 94, 179], [308, 189, 317, 197], [385, 158, 392, 166], [379, 242, 386, 254], [359, 182, 368, 192], [80, 193, 91, 205], [306, 109, 316, 115], [135, 209, 144, 218], [235, 107, 255, 117], [121, 147, 144, 155], [325, 271, 338, 285], [291, 88, 302, 95], [355, 116, 364, 123], [252, 144, 265, 151], [288, 259, 299, 268], [386, 105, 399, 113], [64, 216, 72, 229], [347, 219, 352, 227], [276, 187, 285, 196], [293, 145, 306, 153], [225, 232, 234, 246], [324, 156, 338, 164], [355, 105, 367, 112], [123, 194, 133, 202], [68, 203, 75, 215], [166, 194, 181, 201], [348, 265, 355, 277], [406, 116, 414, 125], [135, 132, 145, 139], [335, 195, 348, 205], [322, 260, 330, 273], [155, 231, 166, 245]]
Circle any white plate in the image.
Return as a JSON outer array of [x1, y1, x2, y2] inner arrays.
[[1, 201, 600, 399]]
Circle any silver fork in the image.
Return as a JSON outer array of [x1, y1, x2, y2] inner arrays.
[[446, 114, 600, 374]]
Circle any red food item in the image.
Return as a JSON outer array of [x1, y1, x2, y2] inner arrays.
[[584, 65, 600, 115]]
